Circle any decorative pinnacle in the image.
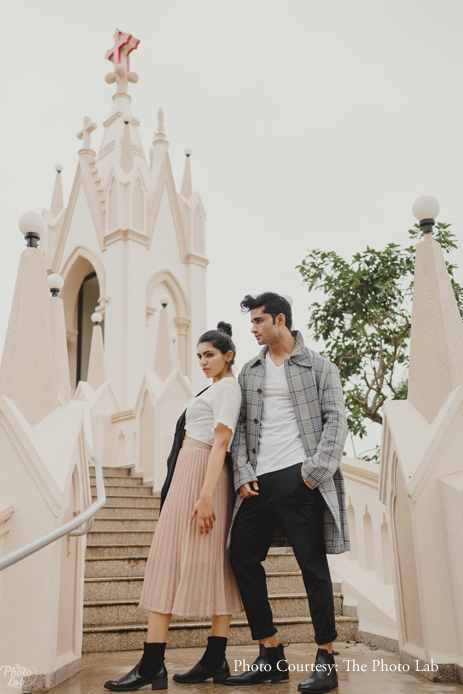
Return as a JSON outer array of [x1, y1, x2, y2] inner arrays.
[[156, 108, 166, 140], [181, 149, 193, 197]]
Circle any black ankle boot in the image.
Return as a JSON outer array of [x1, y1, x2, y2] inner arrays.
[[104, 641, 168, 691], [173, 636, 230, 684], [298, 648, 338, 693], [223, 643, 289, 685]]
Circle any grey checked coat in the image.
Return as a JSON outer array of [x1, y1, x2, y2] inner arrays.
[[227, 331, 350, 554]]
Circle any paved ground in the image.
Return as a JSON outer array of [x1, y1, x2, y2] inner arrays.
[[50, 642, 463, 693]]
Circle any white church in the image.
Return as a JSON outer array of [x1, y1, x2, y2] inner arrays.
[[24, 29, 208, 486], [0, 28, 462, 692]]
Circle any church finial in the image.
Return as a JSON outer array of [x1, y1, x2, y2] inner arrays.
[[50, 163, 64, 217], [77, 117, 97, 152], [105, 29, 140, 71], [105, 29, 140, 97], [181, 149, 193, 198]]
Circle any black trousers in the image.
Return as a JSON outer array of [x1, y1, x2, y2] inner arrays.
[[229, 462, 338, 645]]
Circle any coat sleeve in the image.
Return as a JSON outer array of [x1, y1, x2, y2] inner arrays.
[[231, 367, 258, 493], [301, 363, 348, 488]]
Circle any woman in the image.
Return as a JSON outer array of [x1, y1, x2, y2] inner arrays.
[[104, 322, 243, 691]]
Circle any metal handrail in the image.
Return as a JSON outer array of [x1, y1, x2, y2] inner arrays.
[[0, 454, 106, 572]]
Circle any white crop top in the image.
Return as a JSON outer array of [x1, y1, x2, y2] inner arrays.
[[184, 377, 242, 451]]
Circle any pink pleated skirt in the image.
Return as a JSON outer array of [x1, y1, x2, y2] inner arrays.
[[138, 438, 244, 617]]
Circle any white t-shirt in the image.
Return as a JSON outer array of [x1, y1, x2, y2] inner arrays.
[[255, 352, 307, 475], [184, 377, 242, 452]]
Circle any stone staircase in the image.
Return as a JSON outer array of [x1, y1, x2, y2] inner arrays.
[[83, 465, 358, 653]]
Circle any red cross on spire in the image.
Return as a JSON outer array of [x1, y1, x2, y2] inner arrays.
[[105, 29, 140, 71]]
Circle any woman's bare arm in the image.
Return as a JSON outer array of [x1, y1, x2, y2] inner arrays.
[[188, 423, 232, 535]]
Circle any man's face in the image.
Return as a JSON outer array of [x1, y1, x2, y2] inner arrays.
[[250, 307, 283, 345]]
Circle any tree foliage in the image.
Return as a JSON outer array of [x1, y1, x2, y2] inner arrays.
[[297, 223, 463, 440]]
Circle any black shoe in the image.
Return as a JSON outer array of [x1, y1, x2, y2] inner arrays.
[[104, 660, 167, 691], [223, 644, 289, 686], [173, 655, 230, 684], [298, 648, 338, 693]]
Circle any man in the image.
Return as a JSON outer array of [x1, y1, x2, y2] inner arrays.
[[224, 292, 349, 693]]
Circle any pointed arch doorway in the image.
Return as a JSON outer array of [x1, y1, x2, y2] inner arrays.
[[76, 271, 102, 384]]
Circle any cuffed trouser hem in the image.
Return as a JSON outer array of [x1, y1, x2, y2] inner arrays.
[[315, 630, 338, 646], [251, 626, 278, 640]]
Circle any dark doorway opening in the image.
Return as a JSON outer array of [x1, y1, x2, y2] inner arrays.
[[76, 272, 102, 384]]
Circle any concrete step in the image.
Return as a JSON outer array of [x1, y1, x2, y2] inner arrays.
[[263, 550, 300, 573], [82, 615, 359, 652], [84, 572, 311, 601], [267, 572, 305, 594], [91, 475, 145, 488], [84, 573, 314, 601], [85, 557, 150, 579], [85, 577, 146, 601], [87, 530, 156, 546], [85, 545, 152, 558], [91, 485, 154, 497], [92, 518, 158, 532], [90, 466, 133, 478], [94, 506, 159, 519], [83, 559, 340, 596], [83, 592, 344, 626], [86, 556, 326, 576], [92, 496, 160, 508]]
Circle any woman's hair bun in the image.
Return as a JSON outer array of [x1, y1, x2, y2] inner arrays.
[[217, 321, 233, 337]]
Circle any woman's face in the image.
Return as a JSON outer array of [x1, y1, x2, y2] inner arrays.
[[197, 341, 232, 380]]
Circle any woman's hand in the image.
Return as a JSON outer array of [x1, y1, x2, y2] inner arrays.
[[189, 494, 217, 535]]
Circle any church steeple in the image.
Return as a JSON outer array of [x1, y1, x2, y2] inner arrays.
[[95, 29, 142, 189], [43, 29, 208, 408]]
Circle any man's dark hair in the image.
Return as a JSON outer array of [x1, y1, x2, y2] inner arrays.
[[240, 292, 292, 330]]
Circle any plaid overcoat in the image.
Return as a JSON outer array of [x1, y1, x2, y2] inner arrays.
[[227, 330, 350, 554]]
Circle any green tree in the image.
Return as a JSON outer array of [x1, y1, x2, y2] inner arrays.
[[297, 223, 463, 444]]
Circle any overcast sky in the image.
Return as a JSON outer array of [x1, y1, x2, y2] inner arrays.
[[3, 0, 463, 456]]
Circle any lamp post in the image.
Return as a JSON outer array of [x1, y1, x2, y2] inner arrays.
[[18, 212, 47, 248], [47, 274, 64, 297], [412, 195, 440, 235], [91, 312, 103, 326]]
